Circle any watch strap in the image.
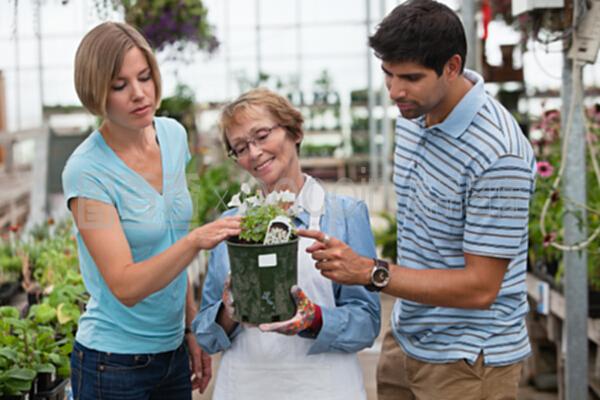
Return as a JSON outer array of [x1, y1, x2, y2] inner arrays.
[[365, 258, 389, 292]]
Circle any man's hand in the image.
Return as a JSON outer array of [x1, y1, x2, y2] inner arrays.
[[186, 333, 212, 393], [297, 229, 372, 286], [259, 285, 317, 335]]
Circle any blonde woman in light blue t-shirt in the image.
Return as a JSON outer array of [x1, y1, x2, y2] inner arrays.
[[63, 21, 240, 400]]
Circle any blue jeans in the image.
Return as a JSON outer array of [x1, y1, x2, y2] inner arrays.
[[70, 341, 191, 400]]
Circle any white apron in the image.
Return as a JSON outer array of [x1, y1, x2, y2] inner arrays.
[[212, 180, 366, 400]]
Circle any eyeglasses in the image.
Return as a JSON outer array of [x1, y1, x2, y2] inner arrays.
[[228, 124, 281, 160]]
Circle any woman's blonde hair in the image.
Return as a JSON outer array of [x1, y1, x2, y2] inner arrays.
[[220, 88, 304, 155], [74, 21, 162, 116]]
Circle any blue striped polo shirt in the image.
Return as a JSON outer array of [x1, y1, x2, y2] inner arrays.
[[391, 69, 536, 366]]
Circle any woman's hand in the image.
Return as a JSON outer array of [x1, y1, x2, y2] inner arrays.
[[258, 285, 319, 335], [221, 275, 236, 320], [186, 333, 212, 393], [190, 216, 241, 250], [217, 275, 239, 334]]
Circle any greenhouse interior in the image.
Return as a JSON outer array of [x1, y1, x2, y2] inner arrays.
[[1, 0, 600, 399]]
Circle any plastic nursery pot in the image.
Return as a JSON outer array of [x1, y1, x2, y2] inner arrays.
[[32, 377, 68, 400], [226, 237, 298, 324]]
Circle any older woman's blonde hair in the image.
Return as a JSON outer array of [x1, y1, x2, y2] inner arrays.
[[220, 88, 304, 156], [74, 21, 161, 117]]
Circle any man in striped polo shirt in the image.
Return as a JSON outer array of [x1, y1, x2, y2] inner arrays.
[[298, 0, 537, 399]]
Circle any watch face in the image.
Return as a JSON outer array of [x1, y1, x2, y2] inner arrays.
[[373, 267, 390, 287]]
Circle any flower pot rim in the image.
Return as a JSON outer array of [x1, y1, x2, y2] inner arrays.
[[226, 236, 299, 248]]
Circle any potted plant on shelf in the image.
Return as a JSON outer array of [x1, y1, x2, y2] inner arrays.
[[528, 105, 600, 316], [225, 184, 300, 324], [0, 241, 23, 305], [0, 306, 36, 400]]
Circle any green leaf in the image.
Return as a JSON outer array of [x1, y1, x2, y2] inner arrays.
[[0, 307, 19, 319], [56, 303, 80, 325], [3, 368, 36, 381], [36, 363, 56, 374], [57, 362, 70, 378], [0, 347, 18, 362], [29, 304, 57, 324], [48, 353, 61, 364]]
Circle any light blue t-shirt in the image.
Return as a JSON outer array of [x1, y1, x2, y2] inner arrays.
[[62, 117, 193, 354]]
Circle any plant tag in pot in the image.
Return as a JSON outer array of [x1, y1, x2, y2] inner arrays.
[[264, 216, 292, 245]]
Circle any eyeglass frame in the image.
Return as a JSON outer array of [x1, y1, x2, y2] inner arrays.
[[227, 123, 282, 160]]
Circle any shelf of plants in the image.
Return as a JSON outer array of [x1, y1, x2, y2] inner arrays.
[[0, 219, 86, 399]]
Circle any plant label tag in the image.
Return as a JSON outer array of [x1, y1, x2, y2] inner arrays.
[[258, 253, 277, 268], [264, 216, 293, 245]]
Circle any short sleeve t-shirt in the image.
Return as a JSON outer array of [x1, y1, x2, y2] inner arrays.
[[62, 117, 193, 353]]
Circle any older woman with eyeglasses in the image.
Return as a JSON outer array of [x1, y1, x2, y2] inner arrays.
[[192, 88, 381, 400]]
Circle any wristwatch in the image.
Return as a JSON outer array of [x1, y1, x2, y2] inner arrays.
[[365, 258, 390, 292]]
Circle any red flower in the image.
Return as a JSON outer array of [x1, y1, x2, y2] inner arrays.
[[543, 232, 557, 247], [536, 161, 554, 178], [8, 224, 20, 233]]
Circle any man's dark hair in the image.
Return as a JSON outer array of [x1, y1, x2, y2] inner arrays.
[[369, 0, 467, 76]]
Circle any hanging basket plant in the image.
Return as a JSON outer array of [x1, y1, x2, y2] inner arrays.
[[121, 0, 219, 54], [54, 1, 219, 55]]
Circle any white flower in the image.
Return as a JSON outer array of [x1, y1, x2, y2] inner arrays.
[[246, 196, 261, 207], [228, 193, 242, 208], [241, 182, 252, 195], [287, 204, 302, 217], [280, 191, 296, 203], [265, 192, 280, 205], [530, 128, 544, 142]]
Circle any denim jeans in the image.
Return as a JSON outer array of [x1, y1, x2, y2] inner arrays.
[[70, 340, 191, 400]]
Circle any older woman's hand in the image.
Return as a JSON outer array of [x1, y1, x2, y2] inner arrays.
[[221, 275, 236, 320], [258, 286, 319, 336]]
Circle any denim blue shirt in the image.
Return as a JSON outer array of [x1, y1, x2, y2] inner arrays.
[[193, 190, 381, 355]]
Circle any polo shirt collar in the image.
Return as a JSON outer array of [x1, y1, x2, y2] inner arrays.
[[429, 69, 486, 139]]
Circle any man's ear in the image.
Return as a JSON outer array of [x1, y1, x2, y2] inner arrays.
[[445, 54, 463, 80]]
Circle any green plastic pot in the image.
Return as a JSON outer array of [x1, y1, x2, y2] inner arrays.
[[226, 237, 298, 324]]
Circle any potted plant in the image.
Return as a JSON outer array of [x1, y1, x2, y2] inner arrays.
[[528, 105, 600, 316], [0, 306, 36, 399], [225, 184, 299, 324], [0, 242, 22, 305]]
